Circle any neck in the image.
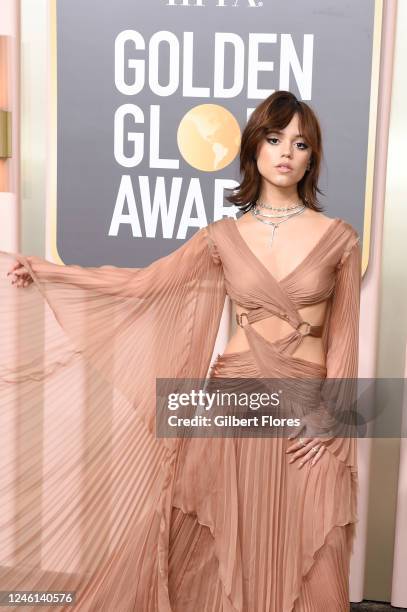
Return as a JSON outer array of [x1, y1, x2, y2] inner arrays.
[[258, 183, 299, 207]]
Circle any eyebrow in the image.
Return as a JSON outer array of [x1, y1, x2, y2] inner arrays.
[[267, 130, 305, 138]]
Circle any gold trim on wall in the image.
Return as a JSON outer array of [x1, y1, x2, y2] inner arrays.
[[0, 110, 12, 158], [362, 0, 384, 277], [49, 0, 61, 263]]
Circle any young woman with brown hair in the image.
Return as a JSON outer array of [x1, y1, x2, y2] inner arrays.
[[2, 90, 361, 611]]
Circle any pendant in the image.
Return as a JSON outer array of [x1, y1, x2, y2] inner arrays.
[[269, 224, 278, 247]]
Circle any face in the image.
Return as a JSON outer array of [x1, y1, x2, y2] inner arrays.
[[255, 113, 312, 190]]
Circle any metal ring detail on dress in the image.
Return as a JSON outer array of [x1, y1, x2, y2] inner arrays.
[[296, 321, 312, 336], [236, 312, 249, 327]]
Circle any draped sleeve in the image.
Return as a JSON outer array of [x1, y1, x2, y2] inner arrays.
[[302, 231, 362, 470], [325, 234, 361, 381], [0, 225, 227, 437], [0, 226, 228, 605]]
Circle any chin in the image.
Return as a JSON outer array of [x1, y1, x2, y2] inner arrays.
[[271, 176, 297, 187]]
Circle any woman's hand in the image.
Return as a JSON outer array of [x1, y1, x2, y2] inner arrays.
[[285, 435, 330, 468], [286, 420, 334, 467], [7, 261, 34, 288]]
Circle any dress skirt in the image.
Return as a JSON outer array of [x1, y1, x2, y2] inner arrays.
[[168, 349, 354, 612]]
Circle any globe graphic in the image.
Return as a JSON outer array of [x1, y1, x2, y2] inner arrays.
[[177, 104, 241, 172]]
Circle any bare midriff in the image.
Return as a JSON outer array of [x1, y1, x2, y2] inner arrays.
[[223, 300, 329, 368]]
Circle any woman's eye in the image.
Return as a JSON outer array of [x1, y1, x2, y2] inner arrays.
[[266, 137, 309, 150]]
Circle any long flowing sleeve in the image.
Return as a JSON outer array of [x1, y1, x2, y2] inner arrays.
[[325, 235, 361, 380], [323, 234, 362, 469], [0, 226, 226, 609], [11, 228, 219, 298], [0, 227, 227, 428], [305, 233, 362, 470]]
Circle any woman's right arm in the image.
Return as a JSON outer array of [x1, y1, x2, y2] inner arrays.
[[6, 225, 221, 298], [7, 256, 149, 295]]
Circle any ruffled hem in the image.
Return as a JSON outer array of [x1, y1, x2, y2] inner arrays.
[[284, 455, 358, 612]]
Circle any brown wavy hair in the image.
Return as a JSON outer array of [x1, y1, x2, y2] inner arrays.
[[226, 90, 325, 213]]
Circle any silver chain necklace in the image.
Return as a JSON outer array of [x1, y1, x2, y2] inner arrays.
[[254, 204, 305, 220], [250, 202, 307, 248], [257, 200, 302, 212]]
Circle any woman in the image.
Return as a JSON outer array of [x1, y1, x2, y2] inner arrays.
[[1, 90, 361, 611]]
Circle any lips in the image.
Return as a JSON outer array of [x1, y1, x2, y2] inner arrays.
[[276, 164, 293, 172]]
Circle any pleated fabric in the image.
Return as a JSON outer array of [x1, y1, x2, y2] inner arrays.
[[171, 347, 355, 612], [0, 215, 361, 611], [0, 227, 227, 611]]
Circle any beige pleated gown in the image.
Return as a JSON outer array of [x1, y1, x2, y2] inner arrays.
[[0, 215, 361, 611]]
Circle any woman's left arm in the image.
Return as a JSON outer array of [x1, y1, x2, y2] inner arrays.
[[286, 233, 362, 468]]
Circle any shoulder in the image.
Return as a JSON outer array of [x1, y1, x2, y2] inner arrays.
[[306, 211, 357, 238], [205, 216, 233, 239], [203, 218, 232, 264], [335, 218, 361, 270], [207, 217, 233, 229], [337, 218, 361, 259], [336, 217, 360, 241]]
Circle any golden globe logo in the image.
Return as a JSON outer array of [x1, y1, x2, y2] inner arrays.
[[177, 104, 241, 172], [166, 0, 263, 6]]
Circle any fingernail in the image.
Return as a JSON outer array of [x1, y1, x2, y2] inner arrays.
[[299, 462, 303, 467]]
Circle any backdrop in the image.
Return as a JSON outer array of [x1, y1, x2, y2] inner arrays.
[[52, 0, 380, 267]]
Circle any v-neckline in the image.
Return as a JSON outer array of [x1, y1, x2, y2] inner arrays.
[[228, 216, 341, 286]]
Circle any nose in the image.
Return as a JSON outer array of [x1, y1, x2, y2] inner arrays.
[[281, 142, 293, 158]]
